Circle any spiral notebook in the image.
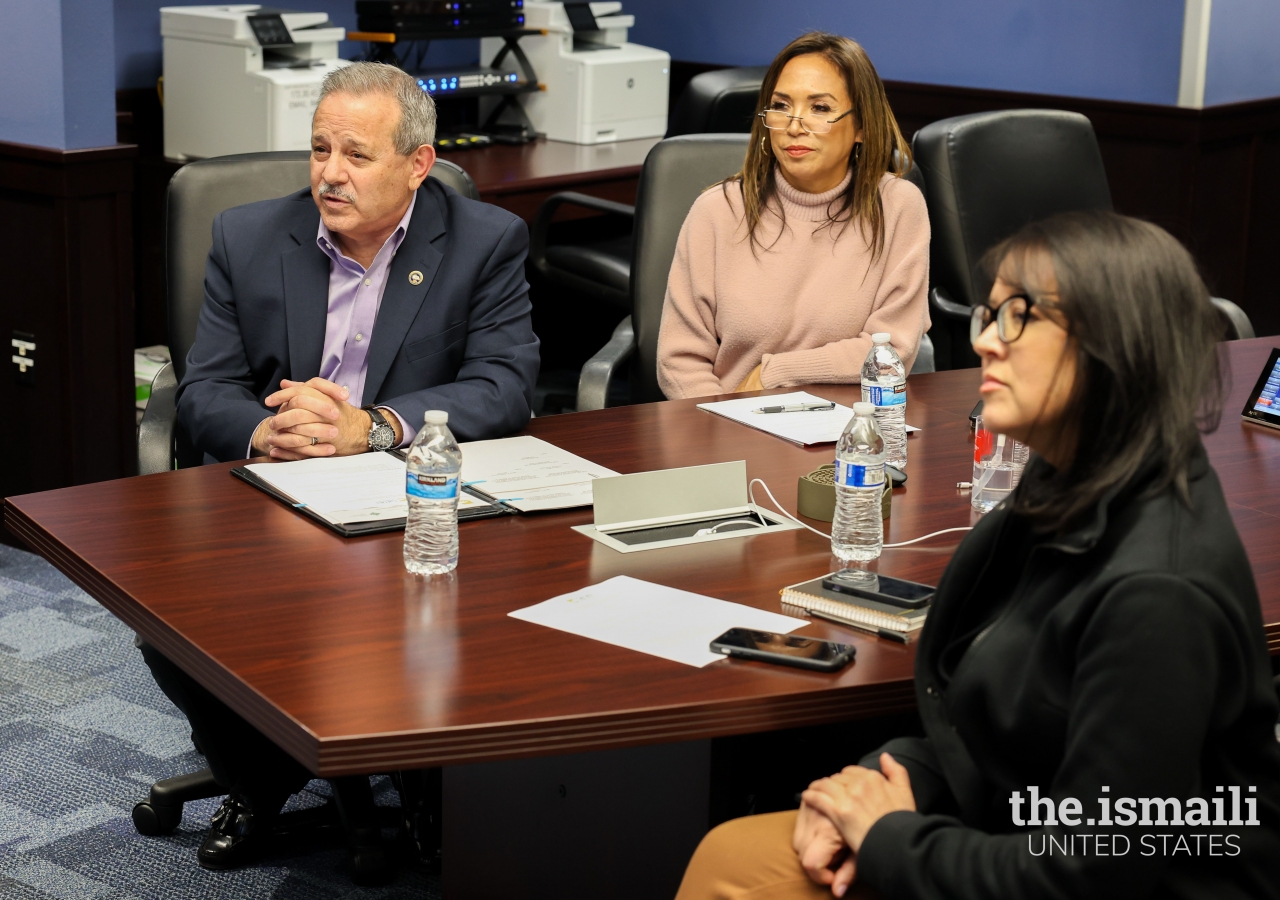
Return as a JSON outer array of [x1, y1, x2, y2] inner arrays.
[[780, 574, 929, 634]]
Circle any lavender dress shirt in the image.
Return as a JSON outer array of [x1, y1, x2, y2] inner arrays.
[[249, 196, 419, 457]]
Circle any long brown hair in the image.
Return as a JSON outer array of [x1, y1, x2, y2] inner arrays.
[[727, 32, 912, 257], [984, 211, 1223, 534]]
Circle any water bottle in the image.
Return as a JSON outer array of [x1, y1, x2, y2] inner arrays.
[[404, 410, 462, 575], [831, 401, 886, 562], [860, 333, 908, 468]]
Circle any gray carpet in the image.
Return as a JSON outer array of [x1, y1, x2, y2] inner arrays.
[[0, 542, 439, 899]]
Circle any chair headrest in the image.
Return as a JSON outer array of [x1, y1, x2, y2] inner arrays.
[[912, 109, 1112, 308], [668, 67, 768, 137]]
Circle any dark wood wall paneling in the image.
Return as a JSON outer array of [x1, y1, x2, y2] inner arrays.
[[0, 139, 137, 516]]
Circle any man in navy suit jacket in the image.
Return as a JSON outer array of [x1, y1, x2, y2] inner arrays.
[[145, 62, 538, 872], [176, 73, 538, 463]]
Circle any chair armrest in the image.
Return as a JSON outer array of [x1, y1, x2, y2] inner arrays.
[[137, 362, 177, 475], [910, 333, 936, 375], [577, 316, 636, 412], [529, 191, 636, 270], [1210, 296, 1255, 340], [929, 286, 971, 323]]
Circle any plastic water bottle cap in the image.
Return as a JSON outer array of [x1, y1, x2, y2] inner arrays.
[[853, 401, 875, 416], [871, 332, 891, 344], [424, 410, 448, 425]]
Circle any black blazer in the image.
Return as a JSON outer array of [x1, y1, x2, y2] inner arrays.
[[858, 447, 1280, 899], [176, 179, 540, 462]]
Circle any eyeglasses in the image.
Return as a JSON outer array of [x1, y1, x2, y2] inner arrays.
[[970, 294, 1043, 345], [758, 108, 854, 135]]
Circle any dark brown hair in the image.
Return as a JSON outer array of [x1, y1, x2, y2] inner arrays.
[[984, 211, 1224, 533], [726, 32, 911, 257]]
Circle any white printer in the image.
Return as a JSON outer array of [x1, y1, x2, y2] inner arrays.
[[480, 2, 669, 144], [161, 5, 348, 160]]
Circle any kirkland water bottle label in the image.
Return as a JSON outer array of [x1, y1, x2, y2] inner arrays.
[[835, 461, 885, 488], [864, 384, 907, 407], [407, 473, 459, 499]]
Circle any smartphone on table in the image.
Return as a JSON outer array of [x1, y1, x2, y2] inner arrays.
[[822, 570, 934, 610], [710, 628, 856, 672]]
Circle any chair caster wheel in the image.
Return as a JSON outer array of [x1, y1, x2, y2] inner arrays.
[[348, 845, 391, 886], [133, 801, 181, 836]]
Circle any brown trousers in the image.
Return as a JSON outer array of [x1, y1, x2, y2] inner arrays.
[[675, 811, 879, 900]]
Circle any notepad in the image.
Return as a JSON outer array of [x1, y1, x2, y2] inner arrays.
[[509, 576, 808, 667], [780, 574, 928, 634], [697, 392, 919, 447]]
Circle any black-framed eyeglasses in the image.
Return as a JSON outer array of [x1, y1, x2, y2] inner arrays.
[[970, 294, 1041, 345], [758, 108, 854, 135]]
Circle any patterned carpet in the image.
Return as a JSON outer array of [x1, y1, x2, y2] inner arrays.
[[0, 543, 440, 899]]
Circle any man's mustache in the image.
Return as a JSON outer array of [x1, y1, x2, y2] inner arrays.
[[318, 182, 355, 203]]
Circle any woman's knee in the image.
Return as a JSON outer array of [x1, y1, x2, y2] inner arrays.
[[678, 811, 800, 900]]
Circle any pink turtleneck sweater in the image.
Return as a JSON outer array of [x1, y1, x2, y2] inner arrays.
[[656, 168, 930, 399]]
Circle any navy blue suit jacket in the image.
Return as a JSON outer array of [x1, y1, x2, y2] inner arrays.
[[176, 179, 540, 462]]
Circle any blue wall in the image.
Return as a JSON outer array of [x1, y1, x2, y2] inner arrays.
[[115, 0, 479, 91], [625, 0, 1186, 105], [63, 0, 119, 148], [0, 0, 117, 150], [1203, 0, 1280, 106]]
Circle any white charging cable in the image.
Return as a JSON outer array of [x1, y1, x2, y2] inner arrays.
[[748, 478, 972, 548], [694, 519, 766, 537]]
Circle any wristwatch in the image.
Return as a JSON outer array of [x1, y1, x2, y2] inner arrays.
[[363, 406, 397, 452]]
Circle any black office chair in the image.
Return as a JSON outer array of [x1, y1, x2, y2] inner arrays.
[[525, 67, 772, 404], [133, 151, 476, 883], [667, 66, 770, 137], [912, 109, 1253, 370], [574, 136, 934, 410]]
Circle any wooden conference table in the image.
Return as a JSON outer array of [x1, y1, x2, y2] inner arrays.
[[5, 339, 1280, 782]]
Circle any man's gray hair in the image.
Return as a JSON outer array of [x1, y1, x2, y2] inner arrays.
[[318, 62, 437, 154]]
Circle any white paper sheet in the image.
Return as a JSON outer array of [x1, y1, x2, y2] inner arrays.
[[244, 453, 409, 524], [697, 391, 919, 446], [243, 453, 487, 525], [509, 575, 808, 667], [459, 435, 618, 512]]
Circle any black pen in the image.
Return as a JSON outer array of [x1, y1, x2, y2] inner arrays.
[[752, 401, 837, 414], [806, 608, 909, 643]]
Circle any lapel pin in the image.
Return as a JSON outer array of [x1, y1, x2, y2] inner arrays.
[[408, 270, 423, 285]]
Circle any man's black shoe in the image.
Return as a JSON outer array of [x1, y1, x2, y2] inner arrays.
[[197, 793, 276, 870]]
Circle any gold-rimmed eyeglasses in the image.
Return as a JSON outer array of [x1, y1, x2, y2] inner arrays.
[[758, 107, 854, 135]]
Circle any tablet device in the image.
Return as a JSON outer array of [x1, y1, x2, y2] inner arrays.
[[1241, 347, 1280, 431]]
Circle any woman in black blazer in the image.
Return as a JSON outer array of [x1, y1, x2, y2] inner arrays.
[[676, 211, 1280, 899]]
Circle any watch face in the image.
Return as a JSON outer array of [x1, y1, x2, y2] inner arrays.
[[370, 423, 395, 451]]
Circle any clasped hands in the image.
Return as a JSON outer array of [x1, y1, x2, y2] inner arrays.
[[251, 377, 399, 460], [792, 753, 916, 897]]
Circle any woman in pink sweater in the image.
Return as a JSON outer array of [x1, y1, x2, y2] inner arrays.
[[656, 33, 930, 400]]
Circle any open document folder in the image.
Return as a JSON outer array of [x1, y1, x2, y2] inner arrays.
[[697, 391, 919, 447], [234, 436, 617, 535], [234, 452, 506, 536], [510, 576, 807, 667]]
